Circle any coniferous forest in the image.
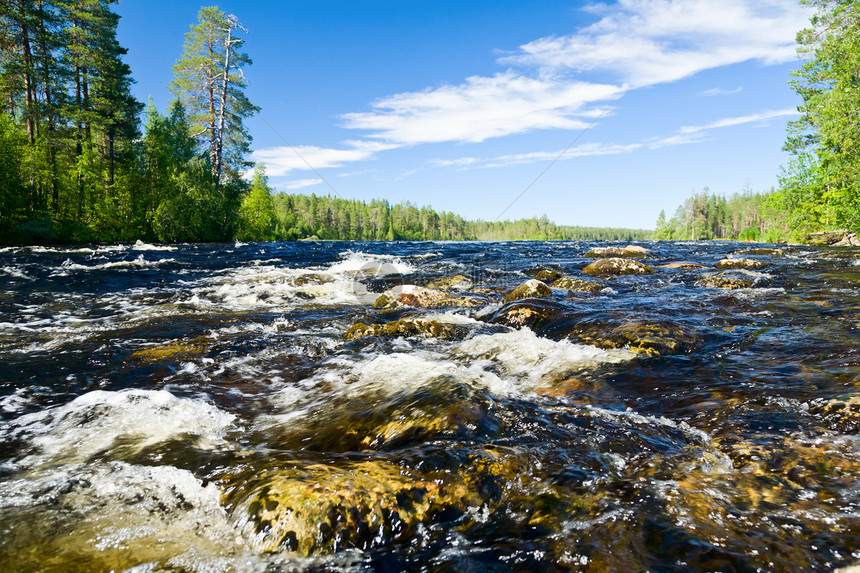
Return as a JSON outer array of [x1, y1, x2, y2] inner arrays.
[[2, 1, 858, 245]]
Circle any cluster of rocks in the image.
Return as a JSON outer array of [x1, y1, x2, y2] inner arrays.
[[805, 229, 860, 247]]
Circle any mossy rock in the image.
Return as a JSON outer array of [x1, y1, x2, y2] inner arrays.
[[534, 269, 562, 283], [523, 265, 562, 278], [695, 274, 754, 289], [735, 248, 784, 256], [809, 396, 860, 433], [425, 274, 473, 290], [584, 245, 650, 259], [714, 258, 766, 270], [582, 258, 655, 276], [549, 277, 604, 292], [376, 285, 481, 309], [564, 319, 699, 356], [129, 340, 208, 363], [344, 319, 466, 341], [489, 299, 567, 331], [504, 279, 552, 303], [227, 460, 481, 556]]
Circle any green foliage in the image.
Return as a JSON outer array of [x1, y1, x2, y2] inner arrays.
[[779, 0, 860, 232], [237, 163, 276, 241]]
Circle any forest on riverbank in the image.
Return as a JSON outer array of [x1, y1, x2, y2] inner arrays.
[[1, 1, 857, 245]]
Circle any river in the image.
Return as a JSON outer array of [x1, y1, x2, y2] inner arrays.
[[1, 240, 859, 572]]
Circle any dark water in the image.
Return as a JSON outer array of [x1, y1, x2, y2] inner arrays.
[[1, 240, 860, 572]]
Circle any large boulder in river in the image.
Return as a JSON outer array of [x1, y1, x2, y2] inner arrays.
[[504, 279, 552, 303], [490, 299, 567, 331], [549, 277, 605, 293], [804, 229, 860, 246], [583, 258, 655, 277], [715, 258, 766, 270], [584, 245, 650, 259]]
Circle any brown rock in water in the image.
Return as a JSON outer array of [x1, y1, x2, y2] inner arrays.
[[582, 258, 655, 276], [375, 285, 480, 309], [565, 319, 700, 357], [584, 245, 650, 259], [695, 274, 754, 289], [426, 274, 473, 290], [490, 299, 566, 330], [735, 248, 784, 256], [549, 277, 605, 292], [715, 258, 766, 270], [226, 460, 481, 556], [658, 262, 709, 269], [534, 269, 562, 283], [805, 229, 859, 246], [504, 279, 552, 303], [344, 319, 465, 341]]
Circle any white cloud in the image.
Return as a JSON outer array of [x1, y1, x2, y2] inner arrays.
[[678, 109, 799, 134], [338, 0, 810, 149], [283, 178, 323, 190], [251, 140, 399, 176], [504, 0, 811, 87], [342, 72, 622, 144], [698, 86, 743, 97]]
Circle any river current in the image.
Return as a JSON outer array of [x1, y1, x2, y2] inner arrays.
[[1, 240, 859, 572]]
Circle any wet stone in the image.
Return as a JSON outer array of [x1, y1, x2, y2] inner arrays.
[[695, 274, 754, 289], [504, 279, 552, 303], [344, 319, 467, 341], [489, 299, 567, 331], [564, 319, 700, 356], [425, 274, 473, 290], [549, 277, 604, 292], [226, 460, 481, 556], [735, 248, 784, 256], [715, 257, 766, 270], [534, 269, 562, 283], [658, 262, 709, 269], [584, 245, 650, 258], [582, 257, 655, 276]]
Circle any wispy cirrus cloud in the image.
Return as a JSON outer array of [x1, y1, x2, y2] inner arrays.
[[429, 107, 800, 170], [699, 86, 743, 97]]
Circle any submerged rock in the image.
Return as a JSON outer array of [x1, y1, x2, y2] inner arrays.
[[549, 277, 604, 292], [504, 279, 552, 303], [564, 319, 700, 357], [715, 258, 766, 270], [695, 274, 754, 289], [584, 245, 650, 259], [658, 262, 709, 269], [344, 319, 466, 341], [228, 460, 481, 556], [735, 248, 784, 256], [425, 274, 473, 290], [809, 396, 860, 433], [583, 258, 655, 276]]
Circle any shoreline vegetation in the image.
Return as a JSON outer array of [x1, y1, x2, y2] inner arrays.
[[1, 2, 859, 247]]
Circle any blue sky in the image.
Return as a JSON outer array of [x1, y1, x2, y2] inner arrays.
[[115, 0, 813, 229]]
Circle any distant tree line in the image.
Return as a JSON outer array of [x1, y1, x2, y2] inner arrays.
[[237, 165, 651, 242], [653, 186, 784, 242]]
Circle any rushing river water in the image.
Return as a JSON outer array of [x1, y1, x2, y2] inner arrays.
[[1, 240, 860, 572]]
